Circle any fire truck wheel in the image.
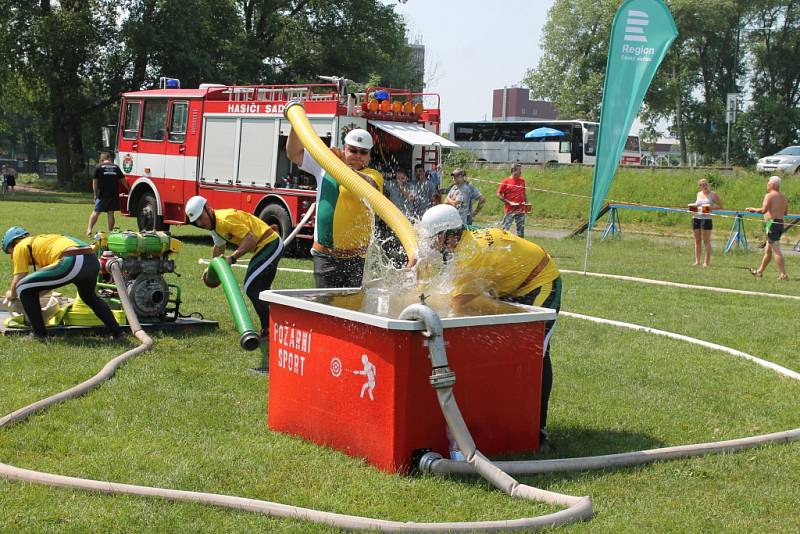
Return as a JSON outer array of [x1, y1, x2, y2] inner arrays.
[[259, 204, 294, 254], [136, 192, 169, 232]]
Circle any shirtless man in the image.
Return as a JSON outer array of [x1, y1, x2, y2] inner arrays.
[[747, 175, 789, 280]]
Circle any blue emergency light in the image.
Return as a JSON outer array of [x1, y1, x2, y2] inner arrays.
[[159, 77, 181, 89]]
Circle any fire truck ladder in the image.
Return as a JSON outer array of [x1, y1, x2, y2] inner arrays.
[[224, 85, 338, 103]]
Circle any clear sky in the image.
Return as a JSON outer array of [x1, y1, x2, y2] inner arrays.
[[390, 0, 557, 130]]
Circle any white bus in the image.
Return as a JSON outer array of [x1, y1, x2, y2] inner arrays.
[[449, 120, 640, 166]]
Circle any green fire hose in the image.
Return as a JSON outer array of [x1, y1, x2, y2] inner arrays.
[[206, 257, 260, 351]]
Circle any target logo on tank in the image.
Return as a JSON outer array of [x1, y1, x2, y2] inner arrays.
[[330, 357, 342, 377]]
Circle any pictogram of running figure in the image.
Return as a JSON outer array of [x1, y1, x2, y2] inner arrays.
[[353, 354, 376, 400]]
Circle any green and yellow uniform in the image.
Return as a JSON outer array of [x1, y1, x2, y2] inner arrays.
[[211, 209, 278, 253], [450, 227, 560, 435], [451, 228, 559, 303], [210, 208, 283, 335], [314, 168, 384, 257], [12, 235, 86, 275]]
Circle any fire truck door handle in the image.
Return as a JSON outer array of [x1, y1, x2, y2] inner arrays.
[[179, 145, 186, 153], [131, 142, 138, 151]]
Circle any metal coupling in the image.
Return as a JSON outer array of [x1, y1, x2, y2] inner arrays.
[[283, 98, 304, 117], [429, 367, 456, 389], [417, 451, 443, 474]]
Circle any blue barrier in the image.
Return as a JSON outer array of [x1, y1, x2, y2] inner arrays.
[[601, 204, 800, 252]]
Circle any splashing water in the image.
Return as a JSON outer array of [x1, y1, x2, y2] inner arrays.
[[307, 208, 531, 319]]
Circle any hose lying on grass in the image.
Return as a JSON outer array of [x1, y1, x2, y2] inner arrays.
[[0, 282, 798, 530]]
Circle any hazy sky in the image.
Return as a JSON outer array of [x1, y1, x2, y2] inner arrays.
[[390, 0, 557, 129]]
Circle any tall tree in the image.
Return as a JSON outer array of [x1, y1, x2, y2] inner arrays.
[[523, 0, 617, 120], [236, 0, 420, 89], [0, 0, 418, 190], [1, 0, 125, 189], [740, 1, 800, 157]]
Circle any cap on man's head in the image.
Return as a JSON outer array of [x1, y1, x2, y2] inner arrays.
[[344, 128, 373, 150], [451, 168, 466, 177]]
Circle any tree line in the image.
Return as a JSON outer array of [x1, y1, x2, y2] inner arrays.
[[525, 0, 800, 165], [0, 0, 419, 189]]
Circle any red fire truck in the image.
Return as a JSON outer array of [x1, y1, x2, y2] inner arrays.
[[113, 78, 456, 248]]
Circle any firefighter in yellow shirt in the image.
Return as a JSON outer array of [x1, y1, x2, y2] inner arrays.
[[185, 196, 284, 337], [419, 204, 562, 449], [287, 127, 383, 288], [2, 226, 123, 341]]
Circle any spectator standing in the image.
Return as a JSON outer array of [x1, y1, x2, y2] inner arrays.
[[445, 168, 484, 225], [747, 175, 789, 280], [384, 168, 413, 219], [407, 164, 438, 220], [428, 163, 442, 203], [497, 163, 528, 237], [2, 164, 17, 195], [689, 178, 722, 267], [86, 152, 130, 236]]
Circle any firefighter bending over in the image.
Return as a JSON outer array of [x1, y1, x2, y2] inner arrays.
[[185, 196, 284, 337], [419, 204, 562, 450], [2, 226, 124, 341]]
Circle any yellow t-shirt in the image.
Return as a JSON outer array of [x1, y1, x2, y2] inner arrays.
[[212, 209, 277, 254], [12, 235, 81, 275], [316, 168, 384, 255], [451, 228, 559, 298]]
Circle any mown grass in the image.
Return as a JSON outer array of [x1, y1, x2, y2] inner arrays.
[[0, 192, 798, 532]]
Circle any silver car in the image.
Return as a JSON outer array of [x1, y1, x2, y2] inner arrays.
[[756, 145, 800, 174]]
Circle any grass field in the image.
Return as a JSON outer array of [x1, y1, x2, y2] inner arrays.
[[0, 188, 798, 532]]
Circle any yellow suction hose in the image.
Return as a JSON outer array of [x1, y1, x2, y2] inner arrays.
[[284, 101, 418, 262]]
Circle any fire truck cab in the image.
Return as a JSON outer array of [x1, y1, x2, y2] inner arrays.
[[114, 78, 456, 248]]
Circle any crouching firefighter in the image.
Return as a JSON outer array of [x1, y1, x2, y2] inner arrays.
[[2, 226, 124, 341]]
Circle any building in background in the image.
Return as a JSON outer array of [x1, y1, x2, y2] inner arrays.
[[409, 42, 425, 89], [492, 87, 557, 121]]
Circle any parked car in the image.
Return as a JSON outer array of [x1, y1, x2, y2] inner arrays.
[[756, 146, 800, 174]]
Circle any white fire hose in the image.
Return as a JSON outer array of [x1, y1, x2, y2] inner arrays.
[[1, 286, 798, 531], [283, 202, 316, 247]]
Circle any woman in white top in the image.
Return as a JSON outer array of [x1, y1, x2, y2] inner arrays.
[[690, 178, 722, 267]]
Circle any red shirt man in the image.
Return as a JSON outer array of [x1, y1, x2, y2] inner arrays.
[[497, 164, 527, 214], [497, 164, 528, 237]]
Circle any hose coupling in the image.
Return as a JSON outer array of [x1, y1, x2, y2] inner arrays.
[[283, 99, 304, 117], [240, 330, 261, 351], [416, 451, 443, 474], [429, 367, 456, 389]]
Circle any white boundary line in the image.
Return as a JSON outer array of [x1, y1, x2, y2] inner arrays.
[[561, 269, 800, 301], [561, 311, 800, 380], [199, 258, 313, 274]]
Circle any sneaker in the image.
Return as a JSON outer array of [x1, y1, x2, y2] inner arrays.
[[22, 333, 48, 343]]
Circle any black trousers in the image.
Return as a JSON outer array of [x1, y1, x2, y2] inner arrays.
[[312, 254, 365, 288], [17, 253, 123, 338], [243, 238, 284, 334], [505, 276, 562, 430]]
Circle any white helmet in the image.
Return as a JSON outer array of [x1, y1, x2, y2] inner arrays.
[[344, 128, 373, 150], [185, 195, 208, 223], [420, 204, 463, 236]]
